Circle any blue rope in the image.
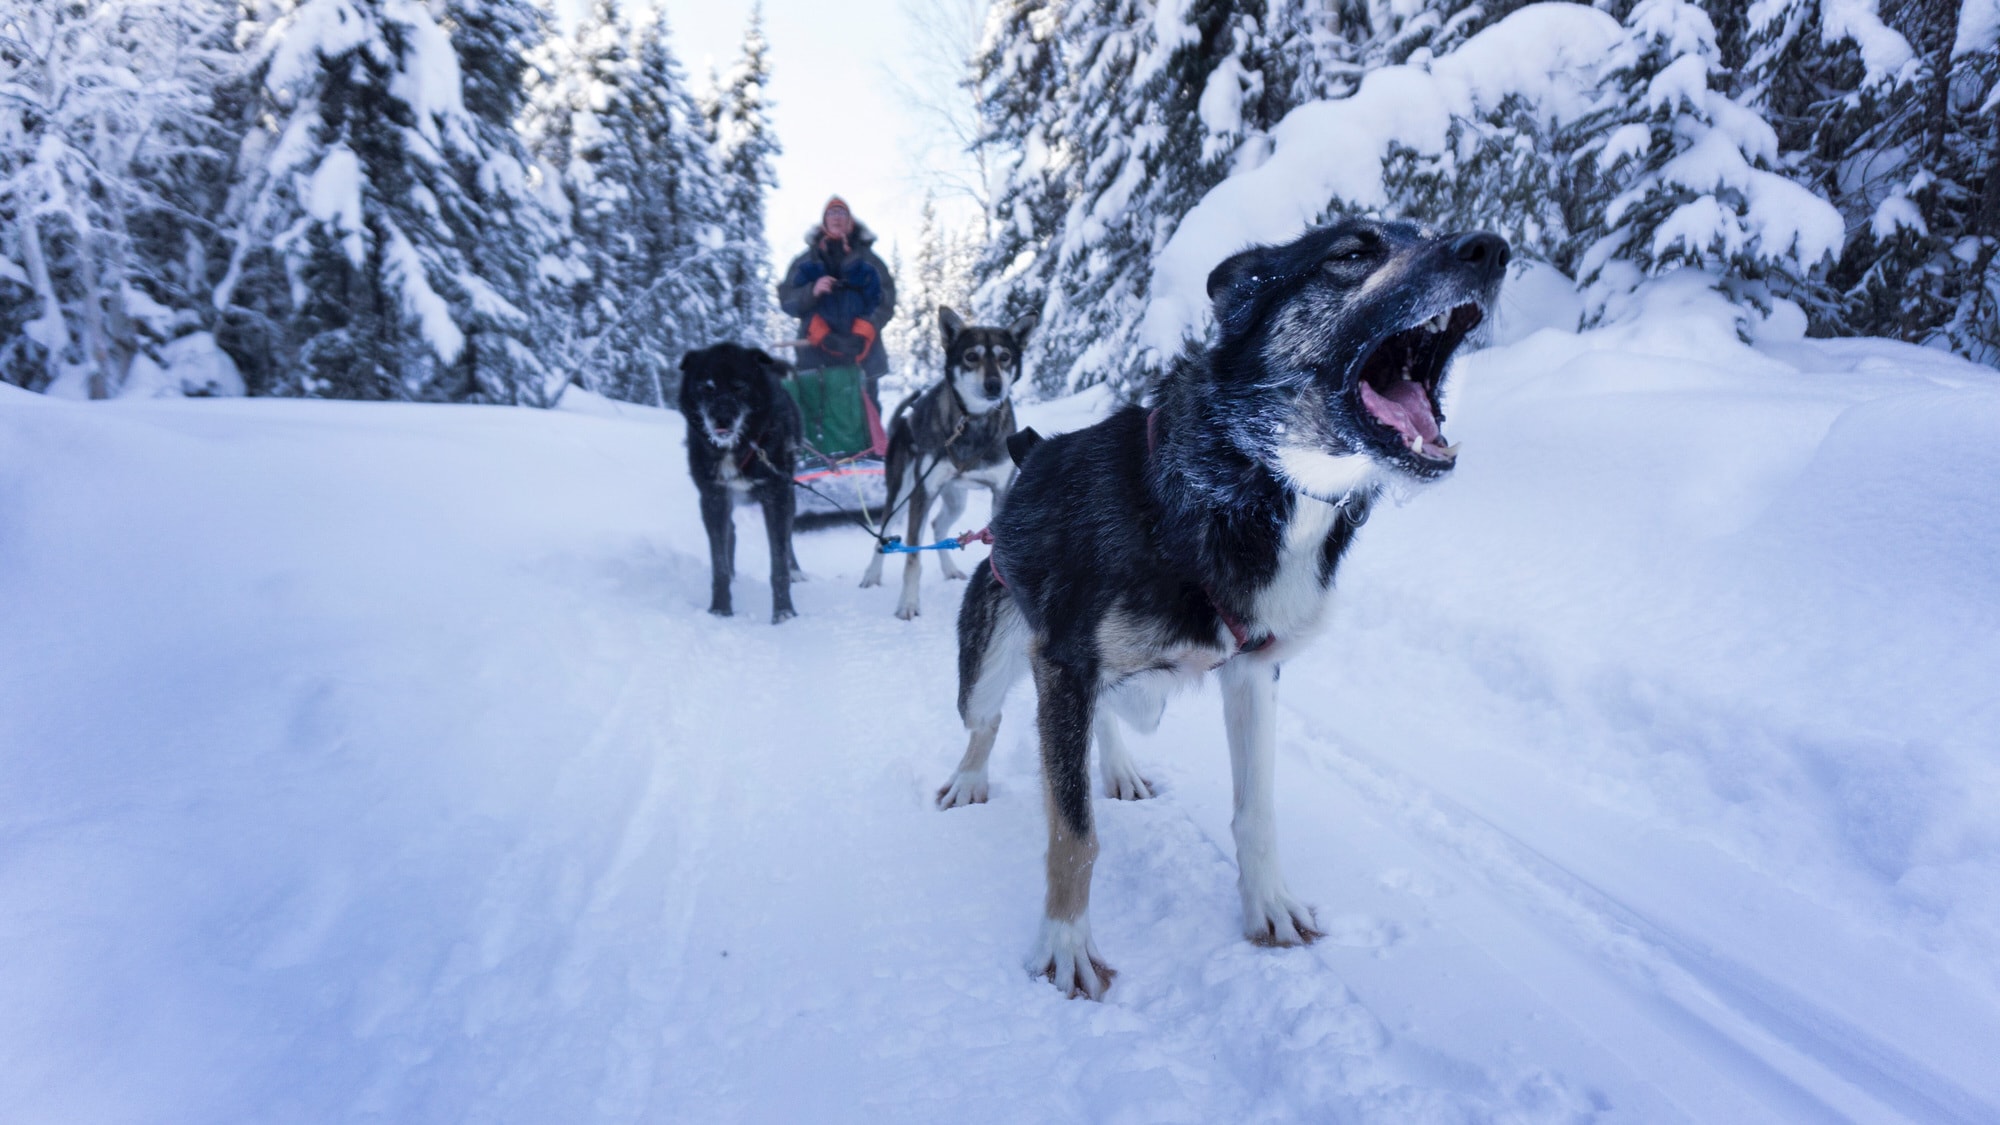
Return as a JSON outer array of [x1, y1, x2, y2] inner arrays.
[[877, 535, 965, 555]]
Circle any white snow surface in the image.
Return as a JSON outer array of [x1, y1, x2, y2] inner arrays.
[[4, 305, 2000, 1122]]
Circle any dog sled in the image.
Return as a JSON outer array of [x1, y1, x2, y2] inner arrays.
[[778, 358, 889, 525]]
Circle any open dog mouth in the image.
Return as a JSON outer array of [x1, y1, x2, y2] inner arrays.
[[700, 410, 745, 447], [1354, 302, 1483, 465]]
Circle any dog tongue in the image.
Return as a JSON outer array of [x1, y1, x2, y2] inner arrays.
[[1360, 379, 1441, 444]]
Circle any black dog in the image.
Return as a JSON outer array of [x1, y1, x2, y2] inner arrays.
[[861, 307, 1036, 620], [942, 219, 1508, 997], [679, 343, 804, 624]]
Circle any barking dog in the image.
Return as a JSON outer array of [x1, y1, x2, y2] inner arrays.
[[943, 219, 1508, 998], [860, 307, 1036, 620], [680, 343, 805, 624]]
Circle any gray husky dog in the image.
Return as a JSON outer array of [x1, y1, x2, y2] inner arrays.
[[944, 219, 1508, 998], [860, 307, 1037, 620]]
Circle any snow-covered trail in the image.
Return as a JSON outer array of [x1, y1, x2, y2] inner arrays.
[[5, 311, 2000, 1123]]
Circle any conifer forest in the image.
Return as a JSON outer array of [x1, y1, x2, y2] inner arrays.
[[4, 1, 1994, 405]]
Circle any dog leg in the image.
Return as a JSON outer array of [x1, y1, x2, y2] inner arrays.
[[861, 442, 907, 589], [932, 481, 969, 581], [1025, 645, 1114, 999], [760, 484, 796, 624], [939, 718, 999, 808], [699, 486, 734, 617], [894, 482, 929, 620], [1093, 711, 1153, 801], [1219, 656, 1320, 946], [789, 543, 806, 583], [941, 568, 1027, 808]]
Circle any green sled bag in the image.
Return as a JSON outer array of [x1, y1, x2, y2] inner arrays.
[[782, 364, 884, 459]]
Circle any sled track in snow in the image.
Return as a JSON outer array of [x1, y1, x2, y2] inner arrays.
[[1282, 715, 1998, 1125]]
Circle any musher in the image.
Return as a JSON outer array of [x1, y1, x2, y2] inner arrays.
[[777, 196, 897, 413]]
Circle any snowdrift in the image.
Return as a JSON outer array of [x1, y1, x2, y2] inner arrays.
[[3, 297, 1997, 1121]]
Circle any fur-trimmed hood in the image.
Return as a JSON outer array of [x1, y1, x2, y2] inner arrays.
[[801, 220, 879, 250]]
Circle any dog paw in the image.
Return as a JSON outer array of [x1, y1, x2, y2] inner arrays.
[[790, 568, 808, 582], [771, 606, 796, 625], [858, 573, 881, 589], [707, 604, 733, 618], [935, 770, 989, 808], [1100, 764, 1155, 802], [1026, 918, 1115, 1000], [894, 602, 920, 621], [939, 557, 967, 581], [1242, 887, 1322, 948]]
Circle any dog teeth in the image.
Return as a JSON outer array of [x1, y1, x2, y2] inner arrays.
[[1427, 312, 1450, 333], [1406, 434, 1424, 454]]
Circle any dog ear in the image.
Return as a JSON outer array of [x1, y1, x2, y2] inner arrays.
[[938, 306, 967, 349], [750, 348, 776, 366], [1006, 427, 1043, 467], [679, 350, 697, 373], [1206, 244, 1286, 340], [1005, 312, 1038, 345]]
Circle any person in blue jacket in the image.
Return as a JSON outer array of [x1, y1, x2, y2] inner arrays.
[[776, 197, 897, 407]]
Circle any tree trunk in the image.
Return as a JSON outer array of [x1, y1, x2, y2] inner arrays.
[[17, 212, 72, 391]]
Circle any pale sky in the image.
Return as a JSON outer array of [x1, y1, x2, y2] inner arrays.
[[558, 0, 985, 283]]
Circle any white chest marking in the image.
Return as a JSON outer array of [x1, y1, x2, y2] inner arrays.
[[1250, 495, 1342, 643], [1275, 445, 1377, 503], [717, 453, 754, 495]]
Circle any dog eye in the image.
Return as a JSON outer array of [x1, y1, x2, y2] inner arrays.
[[966, 347, 984, 362], [995, 351, 1013, 366]]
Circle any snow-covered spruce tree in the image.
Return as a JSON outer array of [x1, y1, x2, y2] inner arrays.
[[969, 0, 1071, 356], [438, 0, 570, 404], [1813, 0, 2000, 361], [1570, 0, 1845, 324], [702, 3, 780, 349], [0, 0, 239, 397], [527, 1, 727, 405], [213, 0, 550, 401], [1380, 93, 1609, 281], [974, 0, 1318, 397], [1013, 0, 1157, 396], [619, 9, 731, 404], [889, 191, 982, 382], [1374, 3, 1630, 281]]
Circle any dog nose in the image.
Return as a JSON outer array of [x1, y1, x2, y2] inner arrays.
[[1451, 232, 1510, 275]]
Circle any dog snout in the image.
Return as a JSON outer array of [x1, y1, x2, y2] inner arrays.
[[984, 375, 1005, 398], [1449, 232, 1510, 281]]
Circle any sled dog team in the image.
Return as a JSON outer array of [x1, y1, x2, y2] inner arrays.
[[682, 210, 1510, 998]]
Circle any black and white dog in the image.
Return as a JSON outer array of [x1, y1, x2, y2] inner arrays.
[[860, 307, 1036, 620], [943, 219, 1508, 998], [679, 343, 804, 624]]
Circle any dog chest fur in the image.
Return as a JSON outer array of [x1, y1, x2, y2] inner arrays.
[[1248, 493, 1346, 645]]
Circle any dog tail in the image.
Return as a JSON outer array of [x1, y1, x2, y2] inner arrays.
[[1006, 427, 1043, 468], [956, 560, 1016, 722], [888, 387, 922, 432]]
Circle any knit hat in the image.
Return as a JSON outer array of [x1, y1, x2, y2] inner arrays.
[[822, 196, 852, 222]]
